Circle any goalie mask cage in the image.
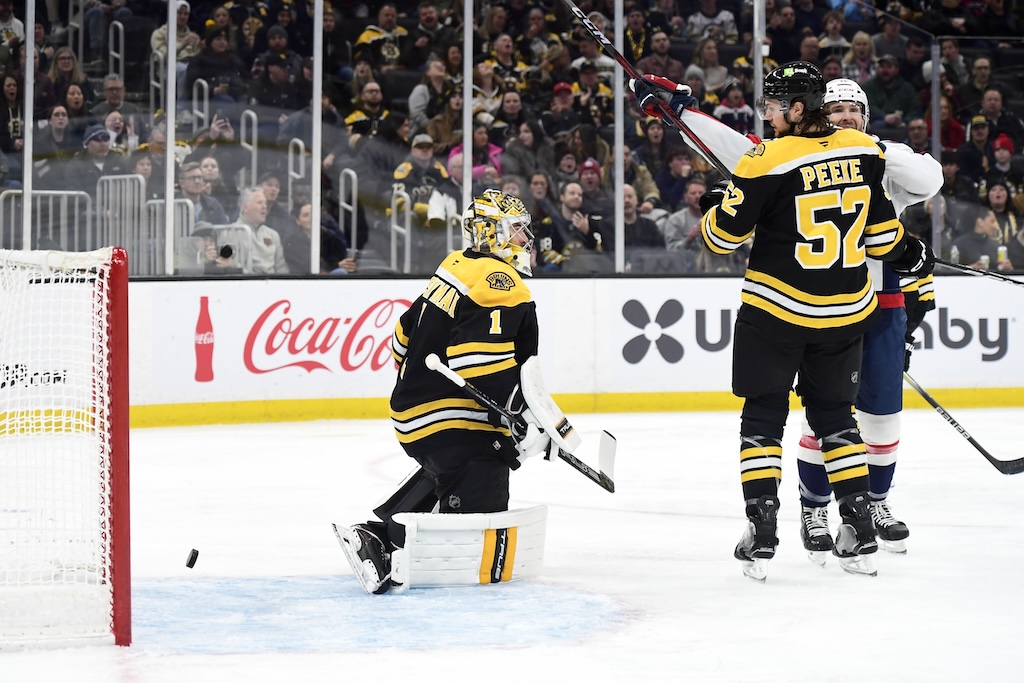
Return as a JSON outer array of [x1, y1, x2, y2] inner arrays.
[[0, 247, 130, 647]]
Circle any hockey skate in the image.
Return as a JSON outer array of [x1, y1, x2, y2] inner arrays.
[[734, 496, 780, 583], [799, 504, 833, 568], [870, 500, 909, 554], [332, 522, 393, 594], [833, 493, 878, 577]]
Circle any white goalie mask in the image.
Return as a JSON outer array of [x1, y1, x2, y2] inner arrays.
[[462, 189, 535, 276], [823, 78, 869, 133]]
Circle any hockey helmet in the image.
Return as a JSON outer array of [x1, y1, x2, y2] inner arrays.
[[823, 78, 870, 132], [463, 189, 535, 276], [757, 61, 826, 119]]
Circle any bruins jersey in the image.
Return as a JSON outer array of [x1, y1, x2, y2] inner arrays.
[[354, 25, 409, 67], [702, 127, 906, 341], [390, 250, 539, 460]]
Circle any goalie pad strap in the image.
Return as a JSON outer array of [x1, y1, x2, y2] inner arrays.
[[389, 505, 548, 591]]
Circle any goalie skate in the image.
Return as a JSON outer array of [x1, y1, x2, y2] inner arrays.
[[332, 523, 393, 594], [734, 496, 779, 583], [833, 494, 878, 577]]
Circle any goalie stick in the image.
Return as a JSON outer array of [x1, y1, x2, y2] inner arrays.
[[424, 353, 616, 492], [937, 259, 1024, 289], [904, 373, 1024, 475], [559, 0, 732, 179]]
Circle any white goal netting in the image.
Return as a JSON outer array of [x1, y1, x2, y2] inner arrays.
[[0, 248, 129, 645]]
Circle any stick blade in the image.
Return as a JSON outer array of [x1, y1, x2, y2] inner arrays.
[[598, 431, 616, 489]]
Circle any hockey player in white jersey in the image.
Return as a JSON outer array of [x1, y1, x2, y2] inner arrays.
[[628, 73, 941, 572]]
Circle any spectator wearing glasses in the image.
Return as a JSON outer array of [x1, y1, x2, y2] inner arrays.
[[178, 161, 230, 225], [48, 47, 97, 105], [905, 117, 932, 154], [90, 74, 144, 123]]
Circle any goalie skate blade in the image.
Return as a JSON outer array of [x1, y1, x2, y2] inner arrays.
[[837, 554, 878, 577], [879, 538, 908, 554], [332, 523, 389, 595], [740, 558, 769, 583], [807, 550, 829, 568]]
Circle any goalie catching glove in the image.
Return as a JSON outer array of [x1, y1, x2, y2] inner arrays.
[[627, 75, 696, 125]]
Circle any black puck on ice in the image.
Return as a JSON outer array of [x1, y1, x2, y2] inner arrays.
[[186, 549, 199, 568]]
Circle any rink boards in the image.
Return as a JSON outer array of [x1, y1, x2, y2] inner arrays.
[[126, 274, 1024, 426]]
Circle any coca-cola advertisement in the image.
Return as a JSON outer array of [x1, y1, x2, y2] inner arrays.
[[142, 282, 417, 406]]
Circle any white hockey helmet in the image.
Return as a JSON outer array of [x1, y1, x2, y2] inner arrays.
[[462, 189, 535, 276], [823, 78, 869, 132]]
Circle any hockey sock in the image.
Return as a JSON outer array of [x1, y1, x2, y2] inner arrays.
[[796, 433, 832, 506], [867, 459, 897, 501], [819, 427, 870, 500], [739, 435, 782, 500]]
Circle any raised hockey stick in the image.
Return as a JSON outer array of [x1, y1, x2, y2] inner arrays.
[[904, 373, 1024, 475], [936, 259, 1024, 289], [558, 0, 732, 179], [425, 353, 616, 492]]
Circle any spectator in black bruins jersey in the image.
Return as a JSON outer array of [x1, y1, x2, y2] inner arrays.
[[483, 33, 531, 93], [393, 132, 451, 271], [695, 62, 933, 581], [334, 189, 546, 595], [572, 61, 614, 131], [535, 180, 612, 273], [353, 3, 408, 75], [345, 80, 389, 140]]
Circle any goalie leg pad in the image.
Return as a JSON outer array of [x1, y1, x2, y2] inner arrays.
[[520, 356, 581, 453], [389, 505, 548, 591]]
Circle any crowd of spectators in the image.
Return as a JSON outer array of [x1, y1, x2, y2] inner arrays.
[[2, 0, 1023, 275]]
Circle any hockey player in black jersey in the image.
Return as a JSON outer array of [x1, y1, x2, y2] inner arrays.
[[334, 190, 550, 594], [693, 62, 935, 580]]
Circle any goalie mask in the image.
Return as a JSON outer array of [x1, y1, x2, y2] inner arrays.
[[823, 78, 869, 133], [463, 189, 535, 276]]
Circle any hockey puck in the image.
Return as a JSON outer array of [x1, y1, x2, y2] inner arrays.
[[186, 549, 199, 568]]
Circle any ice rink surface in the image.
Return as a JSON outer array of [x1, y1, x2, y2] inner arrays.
[[4, 407, 1024, 682]]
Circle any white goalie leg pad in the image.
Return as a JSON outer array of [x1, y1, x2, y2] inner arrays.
[[520, 356, 581, 453], [388, 505, 547, 592], [857, 411, 900, 467]]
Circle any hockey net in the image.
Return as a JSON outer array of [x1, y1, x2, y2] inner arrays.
[[0, 248, 130, 646]]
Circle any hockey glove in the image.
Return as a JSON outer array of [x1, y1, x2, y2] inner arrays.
[[515, 421, 552, 464], [889, 236, 935, 276], [904, 340, 914, 372], [627, 75, 695, 125], [699, 179, 730, 215]]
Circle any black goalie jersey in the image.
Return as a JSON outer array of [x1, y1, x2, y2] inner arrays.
[[701, 127, 906, 342], [390, 250, 539, 460]]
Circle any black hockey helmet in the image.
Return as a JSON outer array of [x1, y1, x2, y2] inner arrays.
[[757, 61, 826, 118]]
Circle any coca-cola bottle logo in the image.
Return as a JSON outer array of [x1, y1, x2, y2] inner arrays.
[[195, 297, 214, 382], [243, 298, 410, 374]]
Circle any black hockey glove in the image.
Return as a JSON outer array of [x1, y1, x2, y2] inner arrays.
[[889, 236, 935, 277], [904, 340, 914, 372], [699, 180, 730, 215], [627, 74, 696, 126]]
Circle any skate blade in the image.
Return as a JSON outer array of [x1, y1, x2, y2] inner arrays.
[[836, 554, 877, 577], [332, 523, 388, 595], [879, 538, 907, 554], [807, 550, 829, 568], [740, 558, 769, 582]]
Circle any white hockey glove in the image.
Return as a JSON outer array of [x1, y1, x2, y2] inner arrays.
[[515, 416, 552, 464]]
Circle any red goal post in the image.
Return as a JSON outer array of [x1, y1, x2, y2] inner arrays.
[[0, 247, 131, 646]]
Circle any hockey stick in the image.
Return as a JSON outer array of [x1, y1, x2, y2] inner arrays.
[[936, 259, 1024, 289], [425, 353, 616, 492], [903, 372, 1024, 475], [558, 0, 732, 179]]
